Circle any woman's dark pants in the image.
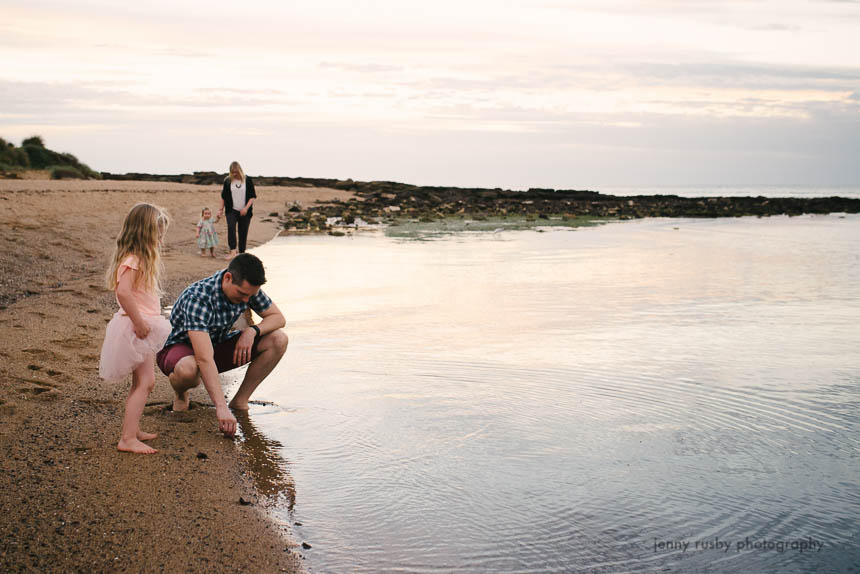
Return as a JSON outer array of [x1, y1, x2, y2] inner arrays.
[[226, 210, 252, 253]]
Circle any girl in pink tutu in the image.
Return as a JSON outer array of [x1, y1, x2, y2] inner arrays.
[[99, 203, 172, 454]]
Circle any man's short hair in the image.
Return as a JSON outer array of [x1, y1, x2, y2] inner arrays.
[[227, 253, 267, 286]]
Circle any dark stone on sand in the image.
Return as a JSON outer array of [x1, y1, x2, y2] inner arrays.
[[301, 542, 312, 550], [196, 452, 208, 460], [99, 171, 860, 229], [238, 497, 252, 506], [294, 521, 303, 526]]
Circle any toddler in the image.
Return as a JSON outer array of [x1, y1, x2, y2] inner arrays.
[[196, 206, 220, 257]]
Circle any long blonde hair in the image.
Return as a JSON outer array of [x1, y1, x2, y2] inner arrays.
[[106, 203, 170, 293], [226, 161, 245, 183]]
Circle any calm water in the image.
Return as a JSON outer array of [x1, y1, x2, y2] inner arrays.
[[229, 214, 860, 573], [597, 185, 860, 199]]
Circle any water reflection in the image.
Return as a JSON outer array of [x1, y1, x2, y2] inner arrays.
[[249, 215, 860, 573], [234, 409, 296, 511]]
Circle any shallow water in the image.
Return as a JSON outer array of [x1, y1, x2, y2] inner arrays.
[[233, 214, 860, 573], [598, 184, 860, 199]]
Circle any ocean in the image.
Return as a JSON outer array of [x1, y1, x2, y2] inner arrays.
[[225, 209, 860, 573]]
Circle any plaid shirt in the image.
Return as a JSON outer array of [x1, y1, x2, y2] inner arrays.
[[164, 269, 272, 347]]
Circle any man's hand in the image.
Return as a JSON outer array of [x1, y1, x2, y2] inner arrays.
[[133, 320, 151, 339], [233, 328, 256, 366], [216, 405, 237, 436], [239, 208, 248, 217]]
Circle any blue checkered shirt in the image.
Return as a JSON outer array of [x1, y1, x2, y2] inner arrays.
[[164, 269, 272, 347]]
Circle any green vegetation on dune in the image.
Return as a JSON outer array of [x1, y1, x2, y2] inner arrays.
[[0, 135, 100, 179]]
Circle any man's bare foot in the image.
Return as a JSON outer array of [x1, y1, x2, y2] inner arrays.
[[137, 430, 158, 441], [172, 390, 190, 412], [117, 438, 158, 454], [225, 251, 237, 260], [228, 398, 249, 411]]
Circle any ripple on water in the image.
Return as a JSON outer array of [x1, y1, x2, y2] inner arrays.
[[247, 219, 860, 573]]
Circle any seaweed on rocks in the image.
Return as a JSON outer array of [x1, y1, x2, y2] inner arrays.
[[99, 172, 860, 228]]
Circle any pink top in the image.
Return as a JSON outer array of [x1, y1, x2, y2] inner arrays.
[[116, 255, 161, 316]]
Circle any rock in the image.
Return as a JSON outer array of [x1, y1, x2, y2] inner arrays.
[[238, 497, 252, 506], [301, 542, 312, 550], [196, 452, 208, 460]]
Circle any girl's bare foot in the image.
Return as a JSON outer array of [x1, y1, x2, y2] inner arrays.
[[137, 430, 158, 441], [117, 438, 158, 454]]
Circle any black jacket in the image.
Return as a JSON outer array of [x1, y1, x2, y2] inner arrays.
[[221, 176, 257, 216]]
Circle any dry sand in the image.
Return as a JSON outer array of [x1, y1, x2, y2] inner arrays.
[[0, 180, 353, 572]]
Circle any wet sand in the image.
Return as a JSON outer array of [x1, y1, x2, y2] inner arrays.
[[0, 179, 352, 572]]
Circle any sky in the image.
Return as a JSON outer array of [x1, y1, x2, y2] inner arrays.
[[2, 0, 860, 188]]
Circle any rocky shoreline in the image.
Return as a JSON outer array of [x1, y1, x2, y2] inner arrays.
[[102, 172, 860, 233]]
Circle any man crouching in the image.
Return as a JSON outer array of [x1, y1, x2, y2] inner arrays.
[[156, 253, 288, 436]]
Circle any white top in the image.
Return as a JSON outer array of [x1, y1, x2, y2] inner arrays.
[[230, 179, 246, 212]]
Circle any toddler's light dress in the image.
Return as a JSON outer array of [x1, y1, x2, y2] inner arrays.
[[197, 217, 219, 250], [98, 255, 172, 381]]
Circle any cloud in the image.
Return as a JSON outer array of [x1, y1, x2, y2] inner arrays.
[[3, 1, 860, 185], [318, 61, 405, 74], [6, 95, 857, 187], [619, 61, 860, 87]]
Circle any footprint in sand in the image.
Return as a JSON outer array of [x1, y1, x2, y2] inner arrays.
[[15, 376, 57, 388], [19, 384, 61, 401], [34, 389, 61, 401], [52, 288, 87, 297], [23, 348, 63, 362], [51, 335, 90, 349]]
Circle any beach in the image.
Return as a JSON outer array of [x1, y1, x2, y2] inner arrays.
[[0, 179, 351, 572]]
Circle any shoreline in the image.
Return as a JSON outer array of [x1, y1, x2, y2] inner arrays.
[[0, 180, 352, 572]]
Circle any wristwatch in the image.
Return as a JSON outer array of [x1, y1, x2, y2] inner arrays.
[[250, 325, 261, 338]]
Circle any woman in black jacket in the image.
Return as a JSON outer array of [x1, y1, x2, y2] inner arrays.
[[218, 161, 256, 259]]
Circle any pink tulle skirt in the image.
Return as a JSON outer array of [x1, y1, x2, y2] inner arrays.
[[99, 311, 172, 382]]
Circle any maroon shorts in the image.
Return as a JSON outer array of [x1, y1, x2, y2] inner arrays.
[[156, 333, 261, 376]]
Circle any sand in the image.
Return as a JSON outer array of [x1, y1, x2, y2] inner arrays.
[[0, 180, 354, 572]]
